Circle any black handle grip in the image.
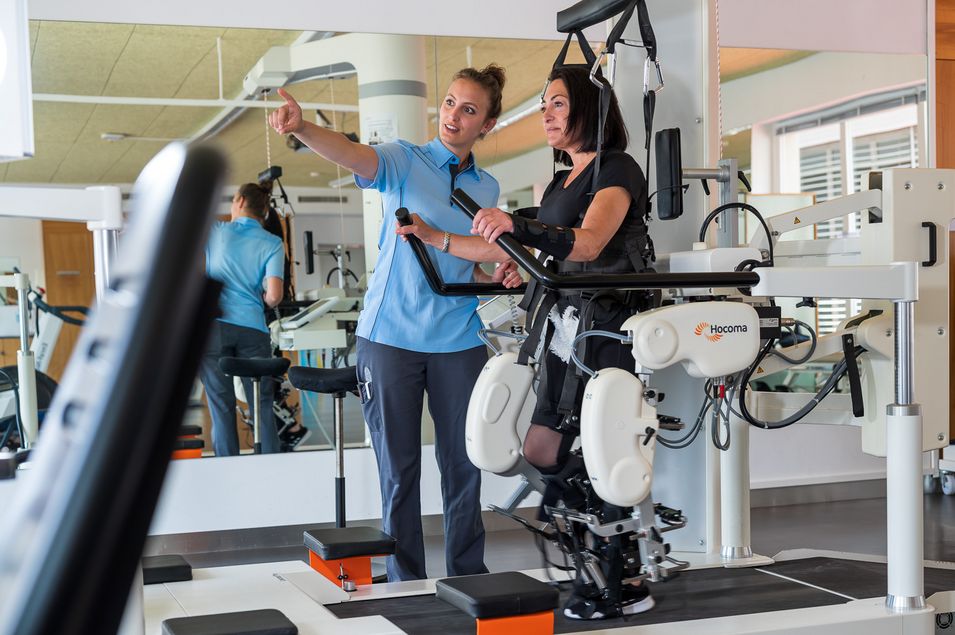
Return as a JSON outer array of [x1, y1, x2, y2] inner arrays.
[[393, 206, 522, 297], [921, 221, 937, 267], [842, 334, 864, 418]]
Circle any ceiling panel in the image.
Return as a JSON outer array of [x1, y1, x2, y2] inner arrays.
[[32, 102, 96, 143], [4, 140, 75, 183], [11, 21, 812, 189]]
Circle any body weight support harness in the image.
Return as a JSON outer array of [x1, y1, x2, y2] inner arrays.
[[513, 0, 662, 431], [554, 0, 662, 212]]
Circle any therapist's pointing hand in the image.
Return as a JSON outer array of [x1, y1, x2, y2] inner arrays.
[[269, 88, 305, 136]]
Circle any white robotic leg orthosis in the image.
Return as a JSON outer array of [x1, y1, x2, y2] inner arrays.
[[466, 346, 688, 596]]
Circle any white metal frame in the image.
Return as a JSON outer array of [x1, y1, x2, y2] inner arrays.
[[0, 185, 123, 448]]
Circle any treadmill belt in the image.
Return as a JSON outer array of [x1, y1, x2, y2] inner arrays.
[[326, 557, 955, 634], [757, 557, 955, 600]]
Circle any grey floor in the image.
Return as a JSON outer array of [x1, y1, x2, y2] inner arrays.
[[183, 492, 955, 574]]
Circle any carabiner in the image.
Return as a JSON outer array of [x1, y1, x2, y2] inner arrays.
[[643, 57, 664, 96], [590, 50, 608, 88]]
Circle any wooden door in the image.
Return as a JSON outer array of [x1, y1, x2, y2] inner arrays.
[[40, 221, 94, 382], [940, 0, 955, 439]]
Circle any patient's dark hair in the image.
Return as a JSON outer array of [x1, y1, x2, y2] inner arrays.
[[237, 183, 271, 219], [547, 66, 628, 167]]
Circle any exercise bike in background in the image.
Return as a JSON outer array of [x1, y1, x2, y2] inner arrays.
[[0, 272, 87, 454]]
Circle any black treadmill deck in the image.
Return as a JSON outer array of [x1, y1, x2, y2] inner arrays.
[[327, 557, 955, 634]]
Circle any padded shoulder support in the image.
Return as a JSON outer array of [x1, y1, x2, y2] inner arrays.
[[557, 0, 636, 33]]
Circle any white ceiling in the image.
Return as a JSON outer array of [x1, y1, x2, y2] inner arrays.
[[4, 15, 811, 188]]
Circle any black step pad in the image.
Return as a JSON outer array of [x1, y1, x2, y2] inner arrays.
[[304, 526, 395, 560], [161, 609, 296, 635], [436, 571, 558, 619], [179, 424, 203, 436], [173, 438, 204, 450], [142, 554, 192, 585]]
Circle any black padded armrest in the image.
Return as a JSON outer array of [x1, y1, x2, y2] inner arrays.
[[161, 609, 296, 635], [304, 526, 396, 560], [288, 366, 358, 395], [178, 424, 203, 436], [173, 439, 204, 450], [436, 572, 558, 619], [142, 555, 192, 585]]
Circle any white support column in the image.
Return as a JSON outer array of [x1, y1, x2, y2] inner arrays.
[[244, 33, 428, 278], [13, 273, 38, 450], [720, 412, 751, 560], [354, 34, 428, 276], [885, 299, 925, 611]]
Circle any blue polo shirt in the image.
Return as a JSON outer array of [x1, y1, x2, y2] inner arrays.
[[206, 217, 284, 333], [355, 137, 500, 352]]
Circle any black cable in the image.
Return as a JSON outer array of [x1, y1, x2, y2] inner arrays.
[[768, 320, 817, 365], [648, 182, 690, 202], [699, 202, 775, 266], [658, 389, 710, 449], [736, 344, 865, 430]]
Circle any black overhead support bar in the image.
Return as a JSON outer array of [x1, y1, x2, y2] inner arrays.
[[557, 0, 636, 33], [450, 189, 761, 292]]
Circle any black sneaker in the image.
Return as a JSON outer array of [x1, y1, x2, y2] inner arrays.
[[281, 426, 311, 450], [563, 584, 654, 620]]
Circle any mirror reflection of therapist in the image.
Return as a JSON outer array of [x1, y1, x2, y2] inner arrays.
[[199, 183, 285, 457]]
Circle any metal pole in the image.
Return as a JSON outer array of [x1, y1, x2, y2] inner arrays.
[[91, 228, 119, 301], [885, 300, 924, 611], [16, 282, 29, 354], [334, 392, 346, 528], [253, 380, 262, 454], [721, 411, 752, 560], [716, 158, 739, 249], [14, 274, 38, 450]]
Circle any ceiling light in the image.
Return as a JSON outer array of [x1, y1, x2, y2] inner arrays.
[[100, 132, 183, 143]]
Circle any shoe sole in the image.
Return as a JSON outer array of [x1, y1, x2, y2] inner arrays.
[[563, 595, 654, 620], [289, 429, 312, 450], [621, 595, 655, 615]]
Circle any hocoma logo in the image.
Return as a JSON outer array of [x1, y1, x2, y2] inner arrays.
[[694, 321, 748, 342]]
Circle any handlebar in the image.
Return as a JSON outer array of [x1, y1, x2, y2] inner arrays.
[[450, 188, 761, 291], [395, 207, 525, 297]]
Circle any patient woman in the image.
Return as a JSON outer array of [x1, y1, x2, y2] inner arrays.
[[398, 65, 654, 620]]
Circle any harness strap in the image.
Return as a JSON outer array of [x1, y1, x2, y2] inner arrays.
[[517, 290, 558, 366], [555, 291, 619, 424]]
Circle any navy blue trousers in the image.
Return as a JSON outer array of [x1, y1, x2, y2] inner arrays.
[[199, 321, 280, 456], [357, 337, 489, 581]]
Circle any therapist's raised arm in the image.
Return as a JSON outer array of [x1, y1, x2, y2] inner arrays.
[[269, 88, 379, 182]]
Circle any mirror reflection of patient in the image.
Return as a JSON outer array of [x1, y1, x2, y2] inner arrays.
[[198, 184, 285, 457]]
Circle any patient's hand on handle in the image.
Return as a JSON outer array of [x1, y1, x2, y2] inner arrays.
[[472, 207, 514, 244]]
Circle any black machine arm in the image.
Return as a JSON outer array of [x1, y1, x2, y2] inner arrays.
[[557, 0, 636, 33], [450, 189, 760, 292], [394, 207, 525, 297]]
